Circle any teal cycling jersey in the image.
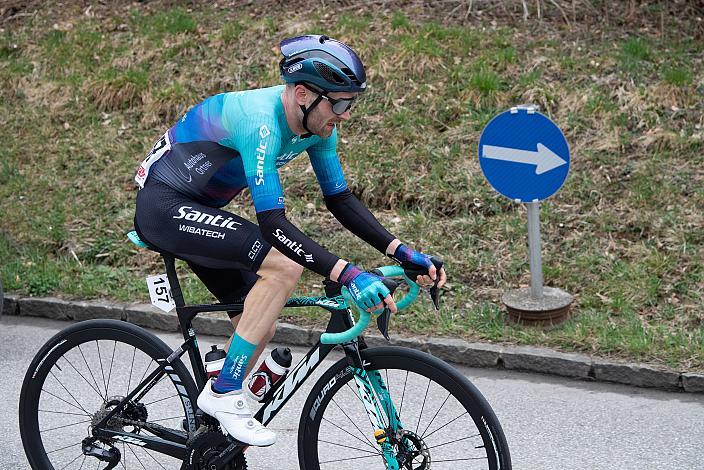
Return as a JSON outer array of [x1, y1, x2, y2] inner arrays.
[[143, 85, 348, 211]]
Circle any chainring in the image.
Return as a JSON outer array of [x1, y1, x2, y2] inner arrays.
[[182, 430, 247, 470]]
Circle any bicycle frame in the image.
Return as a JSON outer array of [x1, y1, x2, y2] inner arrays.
[[92, 253, 405, 466]]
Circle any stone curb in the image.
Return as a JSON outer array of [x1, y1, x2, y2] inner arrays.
[[4, 294, 702, 393]]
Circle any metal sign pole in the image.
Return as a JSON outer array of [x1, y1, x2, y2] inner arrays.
[[527, 201, 543, 299]]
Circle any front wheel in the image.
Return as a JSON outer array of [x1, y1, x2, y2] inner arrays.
[[298, 346, 511, 470]]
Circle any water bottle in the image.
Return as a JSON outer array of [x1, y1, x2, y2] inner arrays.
[[246, 347, 292, 402], [204, 345, 227, 379]]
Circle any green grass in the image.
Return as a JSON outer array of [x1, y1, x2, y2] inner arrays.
[[662, 66, 693, 86], [1, 3, 703, 371]]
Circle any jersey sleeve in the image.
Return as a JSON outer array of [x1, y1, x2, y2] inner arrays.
[[307, 128, 348, 196], [232, 114, 286, 213]]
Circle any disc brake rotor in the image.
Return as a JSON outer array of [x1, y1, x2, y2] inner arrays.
[[395, 430, 430, 470]]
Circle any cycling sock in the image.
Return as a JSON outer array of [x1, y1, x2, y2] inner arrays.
[[212, 333, 257, 394]]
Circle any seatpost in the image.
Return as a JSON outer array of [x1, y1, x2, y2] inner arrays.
[[162, 254, 186, 308]]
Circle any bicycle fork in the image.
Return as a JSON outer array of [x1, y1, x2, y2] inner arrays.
[[350, 366, 405, 470]]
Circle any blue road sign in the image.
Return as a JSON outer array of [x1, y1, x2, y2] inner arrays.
[[478, 107, 570, 202]]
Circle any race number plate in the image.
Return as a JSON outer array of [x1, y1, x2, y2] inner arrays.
[[135, 132, 171, 188], [146, 274, 175, 312]]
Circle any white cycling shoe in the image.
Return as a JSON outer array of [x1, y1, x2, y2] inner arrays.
[[197, 379, 277, 447]]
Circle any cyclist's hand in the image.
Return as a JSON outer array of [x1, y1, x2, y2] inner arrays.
[[339, 264, 397, 314], [392, 244, 446, 289]]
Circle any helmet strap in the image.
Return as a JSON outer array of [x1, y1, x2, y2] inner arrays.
[[299, 95, 323, 138]]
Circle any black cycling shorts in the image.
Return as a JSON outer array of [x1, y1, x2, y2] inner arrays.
[[134, 178, 271, 314]]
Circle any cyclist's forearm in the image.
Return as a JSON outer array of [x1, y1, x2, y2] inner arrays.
[[257, 208, 339, 277], [323, 189, 395, 254]]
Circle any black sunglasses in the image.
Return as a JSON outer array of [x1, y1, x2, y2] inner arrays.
[[319, 93, 357, 115], [302, 83, 358, 115]]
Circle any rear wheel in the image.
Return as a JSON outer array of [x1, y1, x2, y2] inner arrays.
[[298, 346, 511, 469], [19, 319, 199, 469]]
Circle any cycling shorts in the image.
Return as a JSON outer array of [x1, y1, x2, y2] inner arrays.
[[134, 177, 272, 313]]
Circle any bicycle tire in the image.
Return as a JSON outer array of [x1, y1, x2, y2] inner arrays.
[[298, 346, 511, 470], [19, 319, 199, 470]]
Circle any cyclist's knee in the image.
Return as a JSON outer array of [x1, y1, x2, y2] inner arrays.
[[258, 249, 303, 285]]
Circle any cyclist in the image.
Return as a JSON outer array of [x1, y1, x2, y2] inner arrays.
[[133, 34, 446, 447]]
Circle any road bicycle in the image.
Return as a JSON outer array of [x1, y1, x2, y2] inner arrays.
[[19, 231, 511, 469]]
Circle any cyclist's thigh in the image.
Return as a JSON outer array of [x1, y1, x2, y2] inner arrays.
[[135, 178, 271, 272]]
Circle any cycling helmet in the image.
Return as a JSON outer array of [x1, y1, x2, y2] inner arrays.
[[279, 35, 366, 93]]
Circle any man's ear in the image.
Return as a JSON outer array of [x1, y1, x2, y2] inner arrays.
[[294, 84, 309, 106]]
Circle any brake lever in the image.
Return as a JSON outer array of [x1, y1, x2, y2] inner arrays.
[[376, 308, 391, 341], [400, 257, 444, 311], [371, 275, 398, 341]]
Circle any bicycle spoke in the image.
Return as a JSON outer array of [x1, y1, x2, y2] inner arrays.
[[421, 411, 468, 441], [126, 445, 148, 470], [59, 355, 105, 401], [41, 389, 91, 416], [46, 440, 84, 455], [433, 456, 488, 462], [58, 451, 85, 470], [414, 376, 432, 435], [41, 418, 93, 433], [425, 433, 481, 450], [317, 438, 380, 455], [78, 344, 105, 401], [419, 390, 452, 438], [138, 359, 155, 387], [321, 416, 380, 453], [398, 370, 409, 421], [48, 371, 92, 416], [141, 444, 170, 470], [96, 340, 108, 398], [127, 347, 137, 397], [319, 453, 384, 464], [122, 442, 127, 470], [105, 340, 117, 396], [142, 393, 179, 407], [39, 409, 91, 418], [78, 455, 86, 470], [337, 384, 377, 447]]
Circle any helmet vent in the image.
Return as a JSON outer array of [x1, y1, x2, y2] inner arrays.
[[313, 61, 345, 85], [341, 67, 363, 86]]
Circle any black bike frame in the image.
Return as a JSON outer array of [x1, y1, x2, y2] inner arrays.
[[92, 253, 368, 461]]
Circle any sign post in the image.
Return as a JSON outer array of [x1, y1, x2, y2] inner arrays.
[[478, 105, 573, 325]]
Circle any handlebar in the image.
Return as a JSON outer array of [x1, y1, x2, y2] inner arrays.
[[319, 265, 424, 345]]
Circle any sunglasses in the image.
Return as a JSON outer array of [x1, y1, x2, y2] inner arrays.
[[302, 83, 358, 115], [319, 93, 357, 115]]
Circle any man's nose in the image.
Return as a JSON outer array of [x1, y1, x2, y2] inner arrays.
[[339, 109, 352, 120]]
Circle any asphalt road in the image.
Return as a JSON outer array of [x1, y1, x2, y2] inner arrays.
[[3, 315, 703, 470]]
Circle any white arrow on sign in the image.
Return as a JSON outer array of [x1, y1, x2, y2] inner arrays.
[[482, 143, 567, 175]]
